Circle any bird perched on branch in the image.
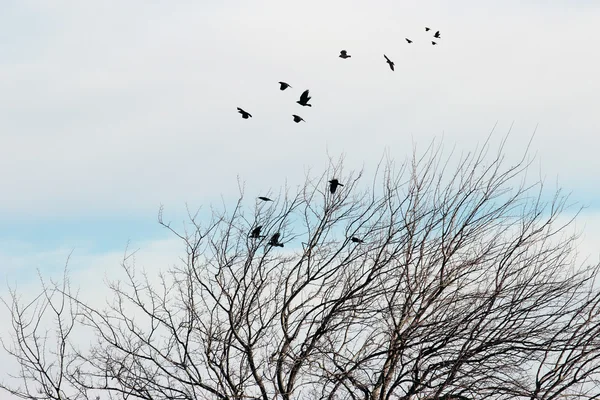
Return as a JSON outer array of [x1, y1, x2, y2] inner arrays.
[[351, 237, 364, 244], [292, 115, 305, 123], [339, 50, 351, 59], [383, 54, 395, 71], [278, 81, 292, 91], [268, 233, 284, 247], [329, 179, 344, 194], [250, 226, 264, 239], [237, 107, 252, 119], [297, 90, 312, 107]]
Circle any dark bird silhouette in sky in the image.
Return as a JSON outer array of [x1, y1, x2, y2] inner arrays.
[[329, 179, 344, 194], [425, 27, 431, 31], [383, 54, 395, 71], [351, 237, 364, 244], [292, 115, 305, 123], [278, 81, 292, 90], [258, 196, 273, 202], [250, 226, 264, 239], [434, 30, 441, 38], [432, 41, 437, 45], [268, 233, 284, 247], [297, 90, 312, 107], [237, 107, 252, 119], [405, 38, 413, 44], [339, 50, 351, 59]]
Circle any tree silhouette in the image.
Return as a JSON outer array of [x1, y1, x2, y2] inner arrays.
[[2, 138, 600, 400]]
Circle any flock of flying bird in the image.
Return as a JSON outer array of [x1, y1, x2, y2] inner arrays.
[[250, 179, 361, 248], [236, 27, 443, 124], [240, 27, 443, 247]]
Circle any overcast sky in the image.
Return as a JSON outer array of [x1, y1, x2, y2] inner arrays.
[[1, 0, 600, 392]]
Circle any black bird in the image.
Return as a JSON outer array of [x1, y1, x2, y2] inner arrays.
[[383, 54, 395, 71], [237, 107, 252, 119], [432, 41, 437, 45], [250, 226, 264, 239], [425, 27, 431, 31], [268, 233, 284, 247], [297, 90, 312, 107], [339, 50, 351, 59], [351, 237, 364, 244], [292, 115, 305, 123], [329, 179, 344, 194], [434, 30, 441, 38], [405, 38, 413, 44], [278, 81, 292, 90], [258, 196, 273, 202]]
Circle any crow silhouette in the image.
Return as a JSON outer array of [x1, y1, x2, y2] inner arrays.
[[432, 41, 437, 45], [351, 237, 364, 244], [329, 179, 344, 194], [297, 90, 312, 107], [258, 196, 273, 202], [384, 54, 395, 71], [425, 27, 431, 31], [237, 107, 252, 119], [405, 38, 413, 44], [339, 50, 351, 59], [250, 226, 264, 239], [278, 81, 292, 90], [292, 115, 305, 123], [268, 233, 284, 247], [434, 30, 441, 38]]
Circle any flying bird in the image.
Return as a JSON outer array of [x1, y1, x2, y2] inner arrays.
[[339, 50, 351, 59], [237, 107, 252, 119], [425, 27, 431, 31], [351, 237, 364, 244], [432, 41, 437, 45], [297, 90, 312, 107], [258, 196, 273, 202], [292, 115, 305, 123], [278, 81, 292, 90], [434, 30, 441, 38], [383, 54, 395, 71], [268, 233, 284, 247], [249, 226, 264, 239], [405, 38, 413, 44], [329, 179, 344, 194]]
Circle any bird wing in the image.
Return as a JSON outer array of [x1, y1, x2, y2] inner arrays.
[[237, 107, 244, 113], [300, 90, 310, 102], [341, 50, 347, 55], [272, 233, 280, 242], [384, 54, 390, 62]]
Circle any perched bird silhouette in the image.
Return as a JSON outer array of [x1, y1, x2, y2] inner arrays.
[[339, 50, 351, 59], [329, 179, 344, 194], [383, 54, 395, 71], [434, 30, 441, 38], [425, 27, 431, 31], [432, 41, 437, 45], [278, 81, 292, 91], [297, 90, 312, 107], [268, 233, 284, 247], [292, 115, 305, 123], [237, 107, 252, 119], [351, 237, 364, 244], [258, 196, 273, 202], [250, 226, 264, 239]]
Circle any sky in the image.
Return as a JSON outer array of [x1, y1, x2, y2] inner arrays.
[[1, 0, 600, 394]]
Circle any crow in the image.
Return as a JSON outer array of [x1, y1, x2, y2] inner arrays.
[[351, 237, 364, 244], [249, 226, 264, 239], [405, 38, 413, 44], [258, 196, 273, 202], [278, 81, 292, 90], [434, 30, 441, 38], [268, 233, 284, 247], [425, 27, 431, 31], [329, 179, 344, 194], [237, 107, 252, 119], [432, 41, 437, 45], [339, 50, 351, 59], [297, 90, 312, 107], [384, 54, 395, 71], [292, 115, 305, 123]]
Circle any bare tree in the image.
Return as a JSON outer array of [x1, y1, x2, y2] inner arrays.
[[3, 137, 600, 400]]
